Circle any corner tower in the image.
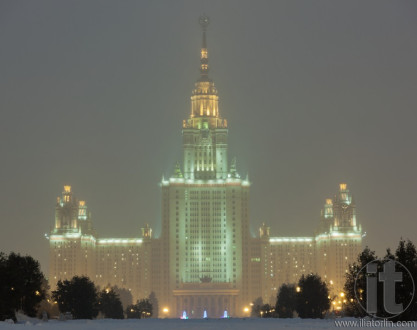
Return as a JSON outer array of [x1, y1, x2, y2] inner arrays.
[[49, 186, 96, 289], [316, 183, 362, 294]]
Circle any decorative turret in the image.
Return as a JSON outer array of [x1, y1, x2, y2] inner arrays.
[[259, 223, 270, 240], [78, 200, 87, 220], [333, 183, 357, 230], [62, 185, 72, 204], [173, 161, 183, 178], [53, 186, 95, 235], [317, 183, 359, 234], [229, 157, 240, 179], [54, 185, 78, 231], [142, 224, 152, 240]]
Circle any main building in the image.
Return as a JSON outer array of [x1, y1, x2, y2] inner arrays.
[[48, 16, 362, 318]]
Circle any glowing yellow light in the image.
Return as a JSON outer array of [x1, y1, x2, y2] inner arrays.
[[339, 183, 347, 191], [296, 286, 301, 292], [79, 201, 85, 206], [329, 280, 334, 285], [163, 308, 169, 313], [35, 290, 40, 296], [340, 292, 345, 297], [243, 307, 249, 313], [326, 198, 332, 205], [64, 185, 71, 193]]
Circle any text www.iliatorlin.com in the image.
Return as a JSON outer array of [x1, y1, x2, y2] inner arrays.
[[334, 319, 416, 328]]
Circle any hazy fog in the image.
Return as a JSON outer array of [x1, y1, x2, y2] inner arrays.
[[1, 0, 416, 272]]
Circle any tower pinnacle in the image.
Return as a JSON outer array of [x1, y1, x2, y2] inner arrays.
[[186, 15, 222, 122]]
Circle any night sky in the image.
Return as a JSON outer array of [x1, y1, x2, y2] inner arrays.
[[1, 1, 416, 274]]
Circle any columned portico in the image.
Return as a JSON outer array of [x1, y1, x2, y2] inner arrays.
[[173, 283, 239, 318]]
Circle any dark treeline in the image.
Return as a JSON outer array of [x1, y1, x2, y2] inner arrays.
[[51, 276, 156, 319], [0, 252, 156, 321]]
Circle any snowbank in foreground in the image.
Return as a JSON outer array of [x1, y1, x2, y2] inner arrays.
[[0, 317, 406, 329]]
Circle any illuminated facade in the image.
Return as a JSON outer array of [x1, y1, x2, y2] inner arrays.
[[49, 186, 152, 301], [258, 183, 362, 304], [48, 16, 362, 318]]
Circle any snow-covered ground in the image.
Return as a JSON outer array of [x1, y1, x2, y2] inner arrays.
[[0, 318, 413, 330]]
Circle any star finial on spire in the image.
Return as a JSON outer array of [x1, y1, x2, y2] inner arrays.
[[199, 15, 210, 31]]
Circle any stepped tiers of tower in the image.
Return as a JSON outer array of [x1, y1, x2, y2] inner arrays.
[[48, 16, 362, 318], [182, 117, 227, 129]]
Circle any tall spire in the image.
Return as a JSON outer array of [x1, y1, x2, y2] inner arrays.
[[185, 15, 225, 127], [199, 15, 210, 81]]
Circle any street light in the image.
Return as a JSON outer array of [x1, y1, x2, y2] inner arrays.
[[339, 292, 346, 315], [162, 307, 169, 318]]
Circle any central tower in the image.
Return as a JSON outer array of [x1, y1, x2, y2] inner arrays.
[[183, 16, 228, 180], [154, 16, 251, 318]]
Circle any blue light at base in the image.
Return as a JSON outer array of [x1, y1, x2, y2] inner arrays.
[[181, 311, 188, 319], [223, 310, 228, 318], [203, 310, 207, 319]]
